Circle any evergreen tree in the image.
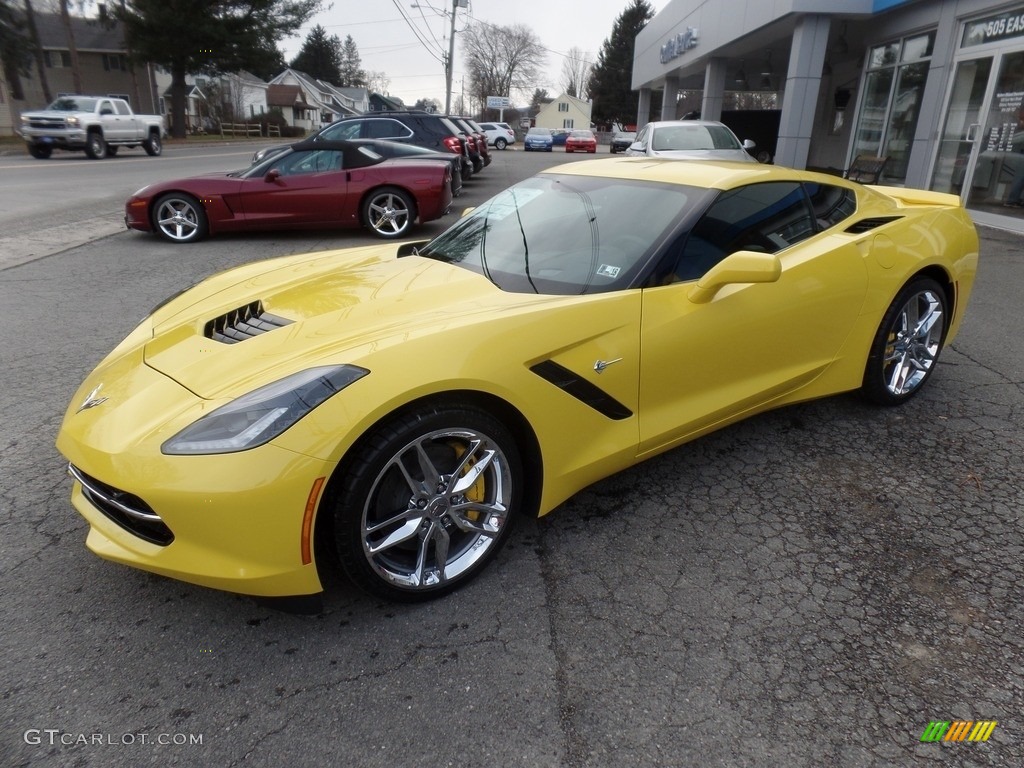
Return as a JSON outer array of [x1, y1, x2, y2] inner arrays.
[[588, 0, 655, 127], [290, 24, 341, 83], [117, 0, 320, 138], [337, 34, 365, 87]]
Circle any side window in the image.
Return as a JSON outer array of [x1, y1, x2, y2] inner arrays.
[[98, 100, 114, 116], [320, 120, 362, 141], [114, 100, 131, 115], [272, 149, 342, 176], [365, 119, 412, 140], [804, 182, 857, 229], [635, 126, 648, 148], [674, 182, 816, 282]]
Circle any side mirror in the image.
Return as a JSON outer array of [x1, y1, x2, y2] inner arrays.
[[265, 169, 281, 183], [742, 139, 757, 151], [688, 250, 781, 304], [100, 108, 114, 116], [628, 141, 644, 153]]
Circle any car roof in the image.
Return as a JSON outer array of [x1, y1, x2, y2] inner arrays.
[[649, 119, 731, 130], [288, 138, 385, 169], [543, 156, 836, 191]]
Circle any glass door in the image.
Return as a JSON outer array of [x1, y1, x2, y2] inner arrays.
[[930, 57, 992, 196], [965, 51, 1024, 213]]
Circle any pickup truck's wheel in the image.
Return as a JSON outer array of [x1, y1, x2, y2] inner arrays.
[[105, 145, 119, 157], [28, 145, 52, 159], [153, 193, 208, 243], [85, 131, 106, 159], [143, 131, 162, 156]]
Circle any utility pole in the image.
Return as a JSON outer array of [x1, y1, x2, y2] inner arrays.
[[444, 0, 459, 114]]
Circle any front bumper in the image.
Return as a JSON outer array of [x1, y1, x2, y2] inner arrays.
[[23, 129, 87, 149], [56, 355, 334, 598]]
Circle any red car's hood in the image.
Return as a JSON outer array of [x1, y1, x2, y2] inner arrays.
[[136, 173, 245, 197]]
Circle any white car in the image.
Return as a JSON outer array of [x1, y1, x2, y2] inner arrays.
[[477, 121, 516, 150], [625, 120, 757, 162]]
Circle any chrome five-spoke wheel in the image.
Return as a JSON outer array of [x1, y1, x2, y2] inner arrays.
[[363, 187, 414, 239], [863, 277, 948, 405], [153, 193, 208, 243], [333, 407, 520, 601]]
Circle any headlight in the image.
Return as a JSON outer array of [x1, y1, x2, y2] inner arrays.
[[162, 365, 369, 455], [20, 115, 29, 125], [67, 116, 80, 126]]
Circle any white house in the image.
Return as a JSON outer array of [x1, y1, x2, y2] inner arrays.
[[534, 92, 593, 131]]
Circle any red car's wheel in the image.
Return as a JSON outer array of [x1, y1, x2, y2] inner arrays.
[[152, 193, 208, 244], [363, 187, 415, 239]]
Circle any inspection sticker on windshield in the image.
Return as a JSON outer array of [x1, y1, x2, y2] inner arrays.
[[597, 264, 621, 278]]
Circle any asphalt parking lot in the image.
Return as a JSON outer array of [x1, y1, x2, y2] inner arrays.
[[0, 148, 1022, 767]]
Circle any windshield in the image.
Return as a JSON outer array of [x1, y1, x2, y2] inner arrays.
[[527, 127, 550, 136], [48, 97, 97, 112], [419, 173, 698, 295], [653, 124, 741, 152]]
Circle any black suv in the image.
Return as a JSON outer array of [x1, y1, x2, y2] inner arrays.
[[314, 111, 476, 178]]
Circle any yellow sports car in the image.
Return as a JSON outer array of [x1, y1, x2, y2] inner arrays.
[[56, 159, 979, 605]]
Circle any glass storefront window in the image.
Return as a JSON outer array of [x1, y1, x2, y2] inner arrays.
[[852, 32, 936, 184]]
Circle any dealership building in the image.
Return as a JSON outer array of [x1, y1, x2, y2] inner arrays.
[[632, 0, 1024, 231]]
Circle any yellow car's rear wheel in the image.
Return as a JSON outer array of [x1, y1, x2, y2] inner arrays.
[[333, 406, 521, 601], [862, 276, 948, 405]]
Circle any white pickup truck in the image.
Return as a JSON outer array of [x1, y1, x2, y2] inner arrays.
[[20, 95, 164, 159]]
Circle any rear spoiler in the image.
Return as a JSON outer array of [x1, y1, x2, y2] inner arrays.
[[866, 185, 964, 208]]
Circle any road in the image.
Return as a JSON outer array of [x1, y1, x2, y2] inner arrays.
[[1, 146, 1022, 767]]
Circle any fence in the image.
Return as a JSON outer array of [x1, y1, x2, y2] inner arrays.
[[219, 121, 273, 138]]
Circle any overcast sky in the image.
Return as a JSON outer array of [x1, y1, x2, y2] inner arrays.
[[280, 1, 670, 108]]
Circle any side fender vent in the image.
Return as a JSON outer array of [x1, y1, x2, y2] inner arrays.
[[530, 360, 633, 420], [204, 300, 293, 344], [845, 216, 902, 234]]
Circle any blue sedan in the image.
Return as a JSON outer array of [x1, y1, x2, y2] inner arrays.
[[524, 127, 553, 152]]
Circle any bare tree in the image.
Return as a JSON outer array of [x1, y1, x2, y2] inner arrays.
[[460, 22, 545, 108], [365, 70, 389, 94], [24, 0, 52, 101], [57, 0, 82, 92], [560, 46, 591, 98]]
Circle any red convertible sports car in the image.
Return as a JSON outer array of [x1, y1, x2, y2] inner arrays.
[[124, 140, 453, 243]]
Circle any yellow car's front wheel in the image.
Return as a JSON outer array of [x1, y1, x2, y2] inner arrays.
[[332, 406, 521, 601]]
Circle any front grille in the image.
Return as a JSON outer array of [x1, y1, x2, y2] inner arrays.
[[28, 117, 66, 129], [204, 300, 292, 344], [68, 464, 174, 546]]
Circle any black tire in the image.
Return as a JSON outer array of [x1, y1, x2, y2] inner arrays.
[[105, 145, 119, 157], [755, 150, 772, 164], [495, 137, 507, 150], [28, 144, 52, 159], [862, 277, 948, 406], [331, 405, 522, 601], [144, 131, 162, 156], [85, 131, 105, 159], [152, 192, 208, 243]]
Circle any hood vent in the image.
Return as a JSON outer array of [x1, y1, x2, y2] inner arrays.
[[844, 216, 902, 234], [204, 300, 293, 344]]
